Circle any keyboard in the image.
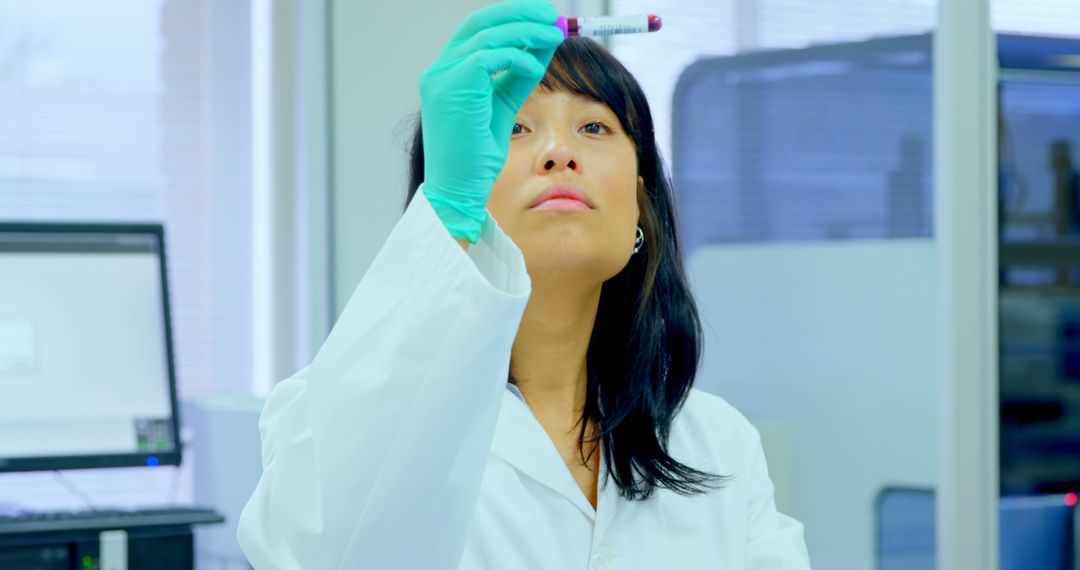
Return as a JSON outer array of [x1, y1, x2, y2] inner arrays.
[[0, 506, 225, 535]]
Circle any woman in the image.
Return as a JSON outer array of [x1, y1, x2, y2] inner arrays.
[[238, 1, 810, 567]]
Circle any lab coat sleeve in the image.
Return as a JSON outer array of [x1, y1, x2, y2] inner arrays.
[[742, 420, 812, 569], [237, 189, 531, 570]]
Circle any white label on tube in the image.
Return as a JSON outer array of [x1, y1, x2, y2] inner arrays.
[[576, 15, 649, 37]]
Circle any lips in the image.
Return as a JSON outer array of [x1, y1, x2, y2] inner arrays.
[[528, 184, 595, 209]]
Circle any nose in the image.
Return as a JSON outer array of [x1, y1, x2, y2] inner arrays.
[[537, 139, 579, 175]]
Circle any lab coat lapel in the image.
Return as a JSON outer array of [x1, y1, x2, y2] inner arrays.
[[491, 391, 597, 521]]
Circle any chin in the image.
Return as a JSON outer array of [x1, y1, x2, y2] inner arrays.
[[520, 243, 628, 283], [508, 223, 623, 274]]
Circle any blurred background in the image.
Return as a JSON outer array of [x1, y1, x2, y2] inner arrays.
[[0, 0, 1078, 568]]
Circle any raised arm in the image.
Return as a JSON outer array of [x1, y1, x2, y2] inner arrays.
[[237, 189, 531, 569], [237, 4, 564, 566]]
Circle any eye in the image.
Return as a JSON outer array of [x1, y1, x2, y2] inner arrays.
[[512, 123, 530, 135], [582, 122, 611, 135]]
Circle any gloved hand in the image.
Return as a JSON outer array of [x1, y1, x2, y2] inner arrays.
[[419, 0, 565, 243]]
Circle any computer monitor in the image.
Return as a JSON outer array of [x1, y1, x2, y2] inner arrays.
[[876, 487, 1077, 570], [0, 222, 182, 472], [875, 487, 935, 570]]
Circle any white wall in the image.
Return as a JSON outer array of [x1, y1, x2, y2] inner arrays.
[[328, 0, 592, 315], [688, 240, 940, 570]]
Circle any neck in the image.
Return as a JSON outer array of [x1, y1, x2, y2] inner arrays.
[[510, 276, 601, 429]]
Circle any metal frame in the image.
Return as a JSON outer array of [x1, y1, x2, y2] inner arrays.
[[253, 0, 334, 395], [934, 0, 999, 566]]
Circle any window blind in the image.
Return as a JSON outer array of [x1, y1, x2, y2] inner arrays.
[[612, 0, 1079, 250], [0, 0, 253, 399]]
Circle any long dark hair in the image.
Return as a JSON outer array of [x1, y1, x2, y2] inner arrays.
[[405, 38, 729, 501]]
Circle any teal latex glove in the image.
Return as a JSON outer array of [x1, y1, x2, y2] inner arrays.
[[419, 0, 565, 243]]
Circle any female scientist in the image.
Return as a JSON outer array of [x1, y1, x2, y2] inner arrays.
[[237, 0, 811, 567]]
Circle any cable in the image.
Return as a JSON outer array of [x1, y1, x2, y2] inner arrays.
[[171, 428, 197, 505], [168, 465, 182, 506], [52, 470, 96, 510]]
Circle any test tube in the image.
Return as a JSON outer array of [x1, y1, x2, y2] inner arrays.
[[554, 15, 662, 38]]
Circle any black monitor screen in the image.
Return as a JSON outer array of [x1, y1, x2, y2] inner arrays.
[[0, 223, 181, 472], [998, 34, 1080, 496]]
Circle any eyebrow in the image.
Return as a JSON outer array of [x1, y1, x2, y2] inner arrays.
[[535, 86, 610, 109], [567, 98, 617, 121], [522, 93, 618, 121]]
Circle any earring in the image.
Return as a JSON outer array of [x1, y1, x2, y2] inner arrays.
[[633, 225, 644, 254]]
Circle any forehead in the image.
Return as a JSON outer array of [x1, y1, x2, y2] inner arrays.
[[522, 88, 612, 113]]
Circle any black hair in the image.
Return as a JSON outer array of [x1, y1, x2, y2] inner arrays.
[[405, 37, 729, 501]]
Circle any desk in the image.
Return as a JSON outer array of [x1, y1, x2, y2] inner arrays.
[[0, 510, 224, 570]]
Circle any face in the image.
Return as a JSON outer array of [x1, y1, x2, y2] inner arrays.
[[487, 88, 642, 286]]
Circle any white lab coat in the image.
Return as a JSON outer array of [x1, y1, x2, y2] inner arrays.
[[237, 189, 811, 569]]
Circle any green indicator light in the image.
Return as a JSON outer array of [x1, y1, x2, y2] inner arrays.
[[82, 555, 93, 567]]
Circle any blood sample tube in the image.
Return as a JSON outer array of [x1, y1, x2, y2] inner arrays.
[[554, 15, 662, 38]]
